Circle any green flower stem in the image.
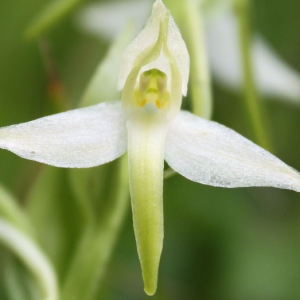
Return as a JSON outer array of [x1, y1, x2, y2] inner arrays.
[[169, 0, 213, 118], [25, 0, 86, 39], [61, 157, 129, 300], [234, 0, 271, 150]]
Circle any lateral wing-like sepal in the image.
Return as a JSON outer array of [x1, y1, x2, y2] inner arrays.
[[166, 110, 300, 192], [0, 102, 127, 168]]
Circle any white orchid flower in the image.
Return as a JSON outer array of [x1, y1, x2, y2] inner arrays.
[[0, 0, 299, 295], [77, 0, 300, 104]]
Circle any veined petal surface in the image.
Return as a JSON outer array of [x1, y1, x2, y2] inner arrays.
[[0, 102, 126, 168], [165, 111, 300, 192]]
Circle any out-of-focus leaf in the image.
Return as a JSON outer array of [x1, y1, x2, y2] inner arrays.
[[0, 184, 32, 236], [25, 0, 86, 39], [0, 219, 58, 300], [80, 23, 134, 106], [69, 164, 113, 224], [26, 167, 82, 280], [4, 259, 39, 300], [62, 158, 129, 300]]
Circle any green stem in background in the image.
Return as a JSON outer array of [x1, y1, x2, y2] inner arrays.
[[234, 0, 271, 150], [25, 0, 87, 39], [61, 157, 129, 300], [39, 39, 69, 113], [167, 0, 213, 119]]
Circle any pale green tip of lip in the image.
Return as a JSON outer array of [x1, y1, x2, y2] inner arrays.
[[144, 283, 157, 296], [141, 260, 159, 296]]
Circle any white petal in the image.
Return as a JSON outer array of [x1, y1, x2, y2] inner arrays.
[[166, 7, 190, 96], [0, 102, 127, 168], [253, 37, 300, 103], [165, 111, 300, 192], [127, 118, 167, 295], [205, 11, 242, 88], [76, 0, 151, 39], [118, 0, 189, 96], [205, 9, 300, 104]]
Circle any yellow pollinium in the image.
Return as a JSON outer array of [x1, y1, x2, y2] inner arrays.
[[134, 69, 169, 110]]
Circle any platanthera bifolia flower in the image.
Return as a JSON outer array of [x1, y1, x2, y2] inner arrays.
[[0, 0, 299, 295]]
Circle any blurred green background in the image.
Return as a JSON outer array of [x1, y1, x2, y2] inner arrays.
[[0, 0, 299, 299]]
